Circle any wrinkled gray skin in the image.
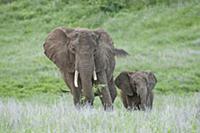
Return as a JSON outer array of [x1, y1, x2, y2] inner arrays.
[[43, 27, 128, 110], [115, 71, 157, 110]]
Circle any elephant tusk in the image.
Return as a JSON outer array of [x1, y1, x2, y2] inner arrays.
[[74, 70, 79, 87], [93, 70, 97, 81]]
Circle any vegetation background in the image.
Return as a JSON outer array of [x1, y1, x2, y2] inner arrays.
[[0, 0, 200, 132], [0, 0, 200, 97]]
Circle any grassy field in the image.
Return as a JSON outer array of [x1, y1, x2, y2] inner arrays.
[[1, 0, 200, 98], [0, 93, 199, 132], [0, 0, 200, 132]]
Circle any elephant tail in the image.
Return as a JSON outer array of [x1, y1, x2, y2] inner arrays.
[[114, 48, 129, 57]]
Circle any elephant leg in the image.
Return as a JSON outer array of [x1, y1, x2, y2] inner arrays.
[[132, 96, 141, 110], [121, 92, 128, 109], [126, 96, 134, 110], [97, 71, 113, 110], [63, 72, 82, 108], [108, 76, 117, 103], [139, 95, 147, 111], [148, 91, 154, 109], [137, 87, 148, 111]]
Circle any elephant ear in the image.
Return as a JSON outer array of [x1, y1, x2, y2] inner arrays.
[[43, 27, 75, 73], [147, 72, 157, 90], [93, 29, 115, 72], [115, 72, 133, 96]]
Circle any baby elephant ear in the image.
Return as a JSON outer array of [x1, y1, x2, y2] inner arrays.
[[115, 72, 133, 96], [147, 72, 157, 90]]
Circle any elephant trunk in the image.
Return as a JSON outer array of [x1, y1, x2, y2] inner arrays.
[[74, 64, 97, 88], [79, 65, 94, 105], [73, 54, 96, 105]]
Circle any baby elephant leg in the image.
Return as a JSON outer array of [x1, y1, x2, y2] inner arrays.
[[147, 91, 154, 109], [120, 92, 128, 109]]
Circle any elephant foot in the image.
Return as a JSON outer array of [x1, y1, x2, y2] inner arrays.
[[74, 102, 94, 111], [74, 104, 81, 110], [80, 96, 94, 108], [103, 104, 113, 111], [99, 95, 113, 111]]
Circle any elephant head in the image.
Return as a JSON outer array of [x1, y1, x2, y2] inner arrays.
[[115, 72, 134, 96], [67, 29, 99, 90]]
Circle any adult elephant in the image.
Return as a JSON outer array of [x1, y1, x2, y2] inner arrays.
[[43, 27, 128, 110]]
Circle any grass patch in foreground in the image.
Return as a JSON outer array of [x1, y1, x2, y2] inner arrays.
[[0, 93, 199, 133]]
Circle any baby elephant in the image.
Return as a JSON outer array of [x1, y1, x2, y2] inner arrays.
[[115, 71, 157, 110]]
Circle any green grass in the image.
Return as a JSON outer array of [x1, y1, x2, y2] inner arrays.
[[0, 93, 199, 132], [0, 0, 200, 98]]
